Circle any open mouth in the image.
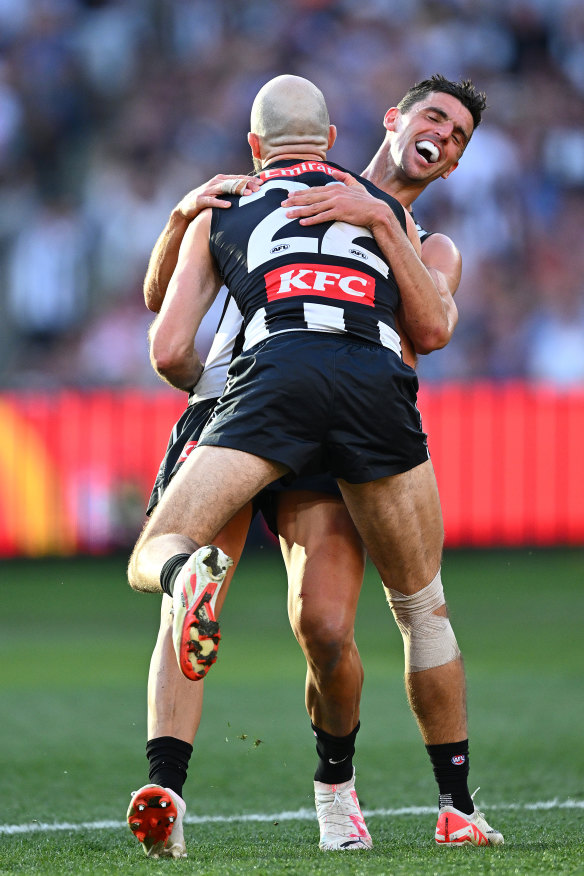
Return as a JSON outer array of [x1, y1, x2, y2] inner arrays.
[[415, 140, 440, 163]]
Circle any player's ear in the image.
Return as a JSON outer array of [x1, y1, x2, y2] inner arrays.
[[383, 107, 399, 132], [248, 132, 262, 159], [327, 125, 337, 150], [441, 160, 459, 179]]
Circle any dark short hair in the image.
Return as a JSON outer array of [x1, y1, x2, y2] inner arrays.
[[398, 74, 487, 130]]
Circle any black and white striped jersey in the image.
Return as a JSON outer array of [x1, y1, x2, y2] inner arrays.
[[413, 213, 433, 245], [209, 159, 407, 359], [189, 292, 245, 403], [192, 181, 432, 404]]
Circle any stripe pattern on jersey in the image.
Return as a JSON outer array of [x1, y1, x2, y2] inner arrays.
[[243, 303, 401, 356], [210, 159, 408, 355], [191, 202, 433, 406]]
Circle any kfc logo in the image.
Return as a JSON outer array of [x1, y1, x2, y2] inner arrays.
[[264, 263, 375, 306]]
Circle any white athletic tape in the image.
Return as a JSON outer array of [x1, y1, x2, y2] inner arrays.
[[386, 569, 461, 672], [220, 178, 247, 195]]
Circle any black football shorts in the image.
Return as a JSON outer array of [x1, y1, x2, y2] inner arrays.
[[197, 332, 429, 483], [147, 396, 217, 515]]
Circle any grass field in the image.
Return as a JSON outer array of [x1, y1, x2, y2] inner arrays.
[[0, 546, 583, 875]]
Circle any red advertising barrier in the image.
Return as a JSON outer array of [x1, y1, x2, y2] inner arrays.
[[0, 390, 184, 557], [0, 384, 582, 556], [419, 383, 584, 547]]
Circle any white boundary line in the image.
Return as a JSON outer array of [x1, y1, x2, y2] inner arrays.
[[1, 800, 582, 836]]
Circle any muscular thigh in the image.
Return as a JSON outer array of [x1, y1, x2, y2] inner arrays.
[[278, 491, 366, 629], [338, 459, 443, 594], [146, 444, 287, 546]]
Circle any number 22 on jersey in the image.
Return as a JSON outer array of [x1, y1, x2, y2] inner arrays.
[[240, 180, 389, 278]]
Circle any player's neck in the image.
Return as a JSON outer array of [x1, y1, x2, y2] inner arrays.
[[361, 145, 424, 210], [262, 151, 328, 167]]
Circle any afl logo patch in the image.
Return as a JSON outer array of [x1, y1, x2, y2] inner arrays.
[[349, 248, 367, 260], [451, 755, 466, 766], [270, 243, 290, 255]]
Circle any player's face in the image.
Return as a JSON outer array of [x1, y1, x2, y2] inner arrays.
[[385, 93, 474, 183]]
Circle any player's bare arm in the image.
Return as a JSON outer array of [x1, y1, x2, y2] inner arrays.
[[149, 209, 223, 392], [391, 234, 460, 368], [283, 170, 452, 353], [144, 174, 262, 313], [417, 232, 460, 337]]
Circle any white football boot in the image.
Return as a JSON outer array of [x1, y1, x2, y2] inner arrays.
[[314, 770, 372, 850], [435, 789, 504, 846], [172, 545, 233, 680], [127, 784, 187, 858]]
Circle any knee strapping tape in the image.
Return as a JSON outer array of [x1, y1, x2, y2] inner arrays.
[[386, 569, 460, 672]]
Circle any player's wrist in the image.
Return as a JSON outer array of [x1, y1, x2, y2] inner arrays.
[[368, 201, 395, 233], [170, 205, 193, 225]]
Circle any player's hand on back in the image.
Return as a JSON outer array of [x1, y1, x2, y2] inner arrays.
[[281, 169, 389, 230], [176, 174, 263, 219]]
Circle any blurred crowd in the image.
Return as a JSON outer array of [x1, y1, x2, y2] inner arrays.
[[1, 0, 584, 390]]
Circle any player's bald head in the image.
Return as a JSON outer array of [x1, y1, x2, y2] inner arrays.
[[250, 75, 330, 153]]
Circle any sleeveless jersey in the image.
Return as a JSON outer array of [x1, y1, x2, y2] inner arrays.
[[192, 195, 432, 403], [209, 159, 407, 357], [189, 293, 245, 403], [413, 214, 433, 245]]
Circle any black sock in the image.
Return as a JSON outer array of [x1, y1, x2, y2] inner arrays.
[[160, 553, 191, 598], [312, 721, 359, 785], [146, 736, 193, 798], [425, 739, 473, 814]]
